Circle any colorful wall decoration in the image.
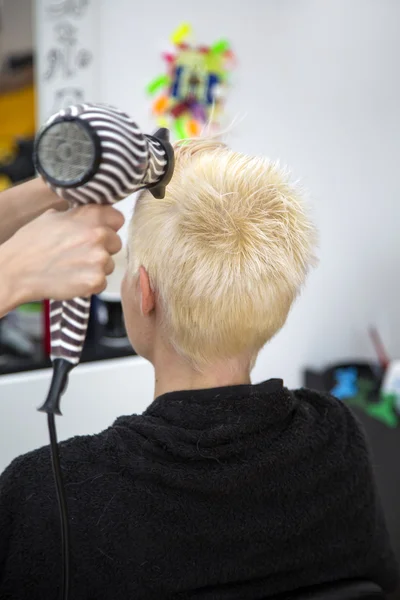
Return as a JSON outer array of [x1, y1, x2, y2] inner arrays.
[[146, 23, 236, 140]]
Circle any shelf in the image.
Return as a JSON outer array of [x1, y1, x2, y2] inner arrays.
[[0, 341, 136, 376]]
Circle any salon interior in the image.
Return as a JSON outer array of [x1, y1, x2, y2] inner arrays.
[[0, 0, 399, 597]]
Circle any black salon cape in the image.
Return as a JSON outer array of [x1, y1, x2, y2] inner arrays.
[[0, 380, 398, 600]]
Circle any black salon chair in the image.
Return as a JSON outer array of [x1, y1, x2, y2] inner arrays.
[[275, 579, 385, 599]]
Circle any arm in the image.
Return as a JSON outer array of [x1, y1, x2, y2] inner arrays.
[[0, 178, 68, 245], [0, 246, 24, 317]]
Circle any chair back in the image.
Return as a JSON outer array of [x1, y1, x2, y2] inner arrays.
[[274, 580, 385, 599]]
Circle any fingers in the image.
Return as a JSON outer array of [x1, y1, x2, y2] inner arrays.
[[83, 256, 114, 296], [99, 206, 125, 232], [12, 202, 125, 302], [104, 256, 115, 276], [71, 204, 125, 232], [90, 226, 122, 255], [85, 250, 115, 296], [52, 204, 122, 297], [104, 228, 122, 255], [86, 272, 108, 296]]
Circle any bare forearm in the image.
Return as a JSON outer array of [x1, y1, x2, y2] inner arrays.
[[0, 242, 25, 318], [0, 178, 68, 244]]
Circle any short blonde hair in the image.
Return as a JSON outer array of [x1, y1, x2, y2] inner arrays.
[[128, 139, 317, 366]]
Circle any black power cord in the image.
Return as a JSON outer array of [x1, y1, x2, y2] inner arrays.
[[48, 414, 70, 600], [39, 359, 73, 600]]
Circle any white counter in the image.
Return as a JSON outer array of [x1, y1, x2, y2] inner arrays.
[[0, 356, 154, 474]]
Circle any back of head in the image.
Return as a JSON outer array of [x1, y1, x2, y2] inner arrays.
[[128, 138, 317, 367]]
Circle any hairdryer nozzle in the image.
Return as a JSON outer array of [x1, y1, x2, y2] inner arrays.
[[34, 116, 101, 188], [33, 103, 175, 206], [146, 128, 175, 199]]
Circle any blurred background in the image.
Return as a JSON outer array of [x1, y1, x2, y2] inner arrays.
[[0, 0, 399, 584]]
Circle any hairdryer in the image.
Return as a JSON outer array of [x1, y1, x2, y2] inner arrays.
[[35, 103, 174, 407], [32, 103, 175, 600]]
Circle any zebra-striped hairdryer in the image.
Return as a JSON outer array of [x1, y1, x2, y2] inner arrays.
[[34, 103, 175, 414]]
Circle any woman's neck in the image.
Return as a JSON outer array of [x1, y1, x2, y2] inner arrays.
[[152, 349, 251, 399]]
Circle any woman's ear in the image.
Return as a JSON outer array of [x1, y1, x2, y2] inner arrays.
[[139, 266, 155, 316]]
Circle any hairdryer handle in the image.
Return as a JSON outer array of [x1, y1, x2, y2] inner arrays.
[[49, 297, 91, 365]]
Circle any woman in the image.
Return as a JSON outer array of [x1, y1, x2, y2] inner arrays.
[[0, 139, 398, 599]]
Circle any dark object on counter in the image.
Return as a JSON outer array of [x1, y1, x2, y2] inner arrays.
[[0, 338, 136, 377], [0, 297, 136, 376], [98, 297, 130, 348], [304, 361, 382, 396], [4, 53, 34, 72], [0, 138, 35, 184]]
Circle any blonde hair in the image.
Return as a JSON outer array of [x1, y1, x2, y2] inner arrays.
[[128, 138, 317, 366]]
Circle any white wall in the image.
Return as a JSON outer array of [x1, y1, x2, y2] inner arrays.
[[35, 0, 101, 124], [99, 0, 400, 387], [1, 0, 399, 472]]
